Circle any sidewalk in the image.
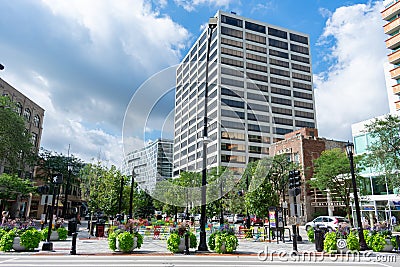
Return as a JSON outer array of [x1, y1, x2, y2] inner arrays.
[[32, 221, 315, 256], [1, 221, 398, 257]]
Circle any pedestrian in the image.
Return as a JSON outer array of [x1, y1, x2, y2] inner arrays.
[[2, 211, 9, 225], [391, 215, 397, 231]]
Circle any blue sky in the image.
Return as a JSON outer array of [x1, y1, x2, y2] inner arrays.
[[0, 0, 390, 168]]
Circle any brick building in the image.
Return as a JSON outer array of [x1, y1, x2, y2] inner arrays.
[[269, 127, 347, 222]]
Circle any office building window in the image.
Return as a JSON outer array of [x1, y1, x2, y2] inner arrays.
[[221, 26, 243, 39], [268, 27, 287, 39], [246, 32, 266, 44], [269, 38, 288, 49], [245, 21, 266, 33], [290, 33, 308, 44], [221, 15, 243, 28]]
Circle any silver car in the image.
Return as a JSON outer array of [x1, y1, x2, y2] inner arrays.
[[305, 216, 349, 231]]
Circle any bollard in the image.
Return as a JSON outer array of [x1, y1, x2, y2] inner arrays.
[[396, 235, 400, 252], [184, 231, 190, 255], [70, 232, 78, 255], [314, 225, 323, 252], [292, 224, 298, 253]]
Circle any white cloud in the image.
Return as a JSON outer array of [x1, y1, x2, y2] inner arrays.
[[314, 2, 389, 141], [174, 0, 233, 12], [1, 0, 191, 168]]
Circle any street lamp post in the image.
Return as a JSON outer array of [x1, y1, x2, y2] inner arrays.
[[198, 16, 218, 252], [118, 175, 124, 215], [42, 173, 63, 251], [345, 141, 368, 251], [245, 173, 251, 229], [128, 169, 135, 220], [62, 164, 72, 218]]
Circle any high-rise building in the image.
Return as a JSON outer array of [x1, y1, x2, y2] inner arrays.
[[382, 0, 400, 113], [122, 139, 173, 192], [173, 11, 316, 176]]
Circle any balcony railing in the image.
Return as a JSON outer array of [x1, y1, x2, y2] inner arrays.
[[384, 17, 400, 35], [386, 33, 400, 50], [393, 83, 400, 95], [382, 0, 400, 21], [390, 66, 400, 79], [388, 49, 400, 64]]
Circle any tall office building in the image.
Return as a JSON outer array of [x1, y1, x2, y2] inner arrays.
[[173, 11, 316, 176], [382, 0, 400, 113]]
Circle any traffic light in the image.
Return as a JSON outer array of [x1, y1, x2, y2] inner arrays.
[[288, 170, 301, 196], [293, 170, 301, 188], [288, 170, 295, 189]]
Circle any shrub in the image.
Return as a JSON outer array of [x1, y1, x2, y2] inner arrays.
[[166, 231, 197, 253], [20, 228, 42, 250], [117, 231, 134, 253], [371, 234, 386, 252], [0, 230, 16, 252], [108, 232, 117, 251], [346, 231, 360, 251], [57, 227, 68, 240], [214, 233, 238, 254], [323, 231, 337, 253], [307, 227, 314, 243]]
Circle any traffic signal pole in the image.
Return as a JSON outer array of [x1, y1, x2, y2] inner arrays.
[[288, 170, 302, 243]]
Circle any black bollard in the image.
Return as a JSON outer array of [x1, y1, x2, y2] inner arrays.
[[70, 232, 78, 255], [292, 224, 298, 254], [184, 231, 190, 255], [396, 235, 400, 252]]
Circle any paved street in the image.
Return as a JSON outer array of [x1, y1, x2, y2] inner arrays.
[[0, 221, 398, 266]]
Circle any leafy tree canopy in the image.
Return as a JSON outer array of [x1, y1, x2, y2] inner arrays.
[[0, 96, 37, 175], [364, 114, 400, 190], [0, 173, 36, 200], [310, 148, 363, 220]]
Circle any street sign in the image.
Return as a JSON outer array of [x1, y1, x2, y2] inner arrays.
[[52, 174, 63, 184]]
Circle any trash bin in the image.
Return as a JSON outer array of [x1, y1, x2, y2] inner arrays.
[[314, 225, 327, 252], [68, 219, 77, 236], [95, 223, 105, 237]]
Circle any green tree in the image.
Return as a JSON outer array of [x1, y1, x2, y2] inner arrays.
[[244, 159, 279, 224], [364, 114, 400, 190], [80, 162, 127, 216], [310, 148, 363, 222], [0, 173, 36, 201], [0, 96, 37, 176]]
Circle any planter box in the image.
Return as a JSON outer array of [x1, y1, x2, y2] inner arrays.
[[382, 239, 394, 252], [50, 231, 59, 241], [12, 237, 26, 251]]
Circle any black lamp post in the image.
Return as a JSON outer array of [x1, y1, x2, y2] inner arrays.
[[118, 175, 124, 215], [62, 163, 72, 218], [198, 16, 218, 252], [245, 173, 251, 229], [345, 141, 368, 251], [42, 173, 63, 251], [128, 169, 135, 220]]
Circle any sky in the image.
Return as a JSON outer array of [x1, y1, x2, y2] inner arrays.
[[0, 0, 391, 169]]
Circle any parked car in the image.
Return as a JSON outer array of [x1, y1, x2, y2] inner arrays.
[[305, 216, 349, 231], [225, 214, 234, 224], [234, 214, 244, 224], [250, 215, 263, 226], [211, 215, 220, 222]]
